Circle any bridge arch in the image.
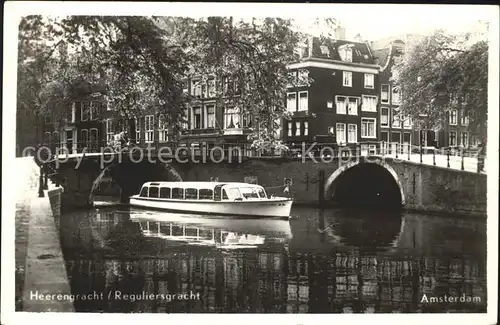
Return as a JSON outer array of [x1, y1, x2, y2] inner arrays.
[[89, 161, 183, 203], [324, 160, 405, 207]]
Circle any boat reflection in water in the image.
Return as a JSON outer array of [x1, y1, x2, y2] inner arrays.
[[129, 209, 292, 250], [59, 207, 486, 313]]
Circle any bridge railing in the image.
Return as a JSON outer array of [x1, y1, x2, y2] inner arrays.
[[37, 140, 486, 174]]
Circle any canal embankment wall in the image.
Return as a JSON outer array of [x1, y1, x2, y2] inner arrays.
[[17, 158, 74, 312]]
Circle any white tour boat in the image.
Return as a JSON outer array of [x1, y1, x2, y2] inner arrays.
[[129, 181, 293, 218]]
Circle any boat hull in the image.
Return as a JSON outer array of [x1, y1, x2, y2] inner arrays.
[[129, 196, 293, 218]]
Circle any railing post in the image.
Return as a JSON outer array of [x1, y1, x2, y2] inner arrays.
[[433, 149, 436, 166], [461, 149, 465, 171], [407, 143, 411, 161], [38, 166, 45, 198], [419, 147, 423, 163], [395, 143, 399, 159], [447, 150, 450, 168], [43, 164, 48, 190]]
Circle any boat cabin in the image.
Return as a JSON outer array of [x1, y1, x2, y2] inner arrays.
[[138, 182, 268, 201]]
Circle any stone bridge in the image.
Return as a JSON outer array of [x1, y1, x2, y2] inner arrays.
[[45, 148, 487, 217]]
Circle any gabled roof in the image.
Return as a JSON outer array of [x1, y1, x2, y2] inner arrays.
[[308, 36, 376, 65], [372, 48, 391, 67]]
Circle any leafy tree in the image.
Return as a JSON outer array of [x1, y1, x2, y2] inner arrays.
[[391, 29, 488, 142], [18, 16, 306, 149], [162, 16, 306, 150]]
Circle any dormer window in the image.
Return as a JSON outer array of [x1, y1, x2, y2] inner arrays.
[[320, 45, 330, 56], [338, 45, 353, 62]]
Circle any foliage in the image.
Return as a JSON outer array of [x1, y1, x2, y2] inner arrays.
[[18, 16, 306, 148], [391, 30, 488, 140], [167, 17, 305, 148], [18, 15, 191, 131]]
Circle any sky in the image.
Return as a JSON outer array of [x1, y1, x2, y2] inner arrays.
[[7, 3, 496, 43], [290, 5, 492, 42]]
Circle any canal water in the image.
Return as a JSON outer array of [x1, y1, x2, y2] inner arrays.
[[57, 207, 486, 313]]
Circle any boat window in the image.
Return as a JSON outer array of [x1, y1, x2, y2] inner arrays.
[[139, 186, 149, 197], [171, 187, 184, 199], [226, 188, 242, 200], [257, 188, 267, 198], [214, 185, 223, 201], [159, 187, 171, 199], [240, 187, 259, 199], [185, 188, 198, 199], [222, 189, 229, 200], [199, 189, 214, 200], [149, 186, 159, 198]]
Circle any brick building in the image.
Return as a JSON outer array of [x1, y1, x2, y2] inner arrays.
[[284, 28, 380, 153], [372, 34, 483, 150], [372, 39, 413, 153]]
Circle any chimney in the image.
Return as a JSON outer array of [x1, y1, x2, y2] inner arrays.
[[307, 35, 314, 58], [354, 33, 362, 42], [334, 26, 346, 40]]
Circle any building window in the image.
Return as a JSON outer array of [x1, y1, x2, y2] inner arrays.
[[90, 102, 100, 120], [470, 135, 478, 147], [193, 106, 202, 129], [207, 79, 216, 98], [327, 101, 333, 109], [287, 93, 297, 112], [158, 115, 169, 143], [89, 128, 98, 149], [403, 116, 412, 129], [191, 80, 202, 98], [145, 115, 154, 143], [288, 122, 292, 136], [336, 123, 346, 144], [135, 118, 141, 142], [364, 74, 374, 89], [304, 121, 309, 136], [449, 131, 457, 146], [343, 71, 352, 87], [381, 107, 390, 127], [242, 112, 251, 128], [206, 104, 216, 128], [348, 124, 357, 143], [336, 96, 347, 114], [295, 121, 301, 136], [43, 131, 51, 145], [362, 95, 377, 112], [392, 86, 400, 104], [347, 98, 358, 115], [339, 46, 353, 62], [381, 84, 390, 103], [287, 71, 297, 87], [224, 107, 240, 129], [298, 70, 308, 86], [81, 102, 90, 121], [105, 119, 113, 143], [80, 129, 89, 147], [461, 132, 469, 147], [182, 107, 189, 130], [361, 118, 376, 138], [68, 103, 76, 123], [392, 109, 401, 128], [460, 111, 469, 125], [449, 109, 458, 125], [298, 91, 308, 111]]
